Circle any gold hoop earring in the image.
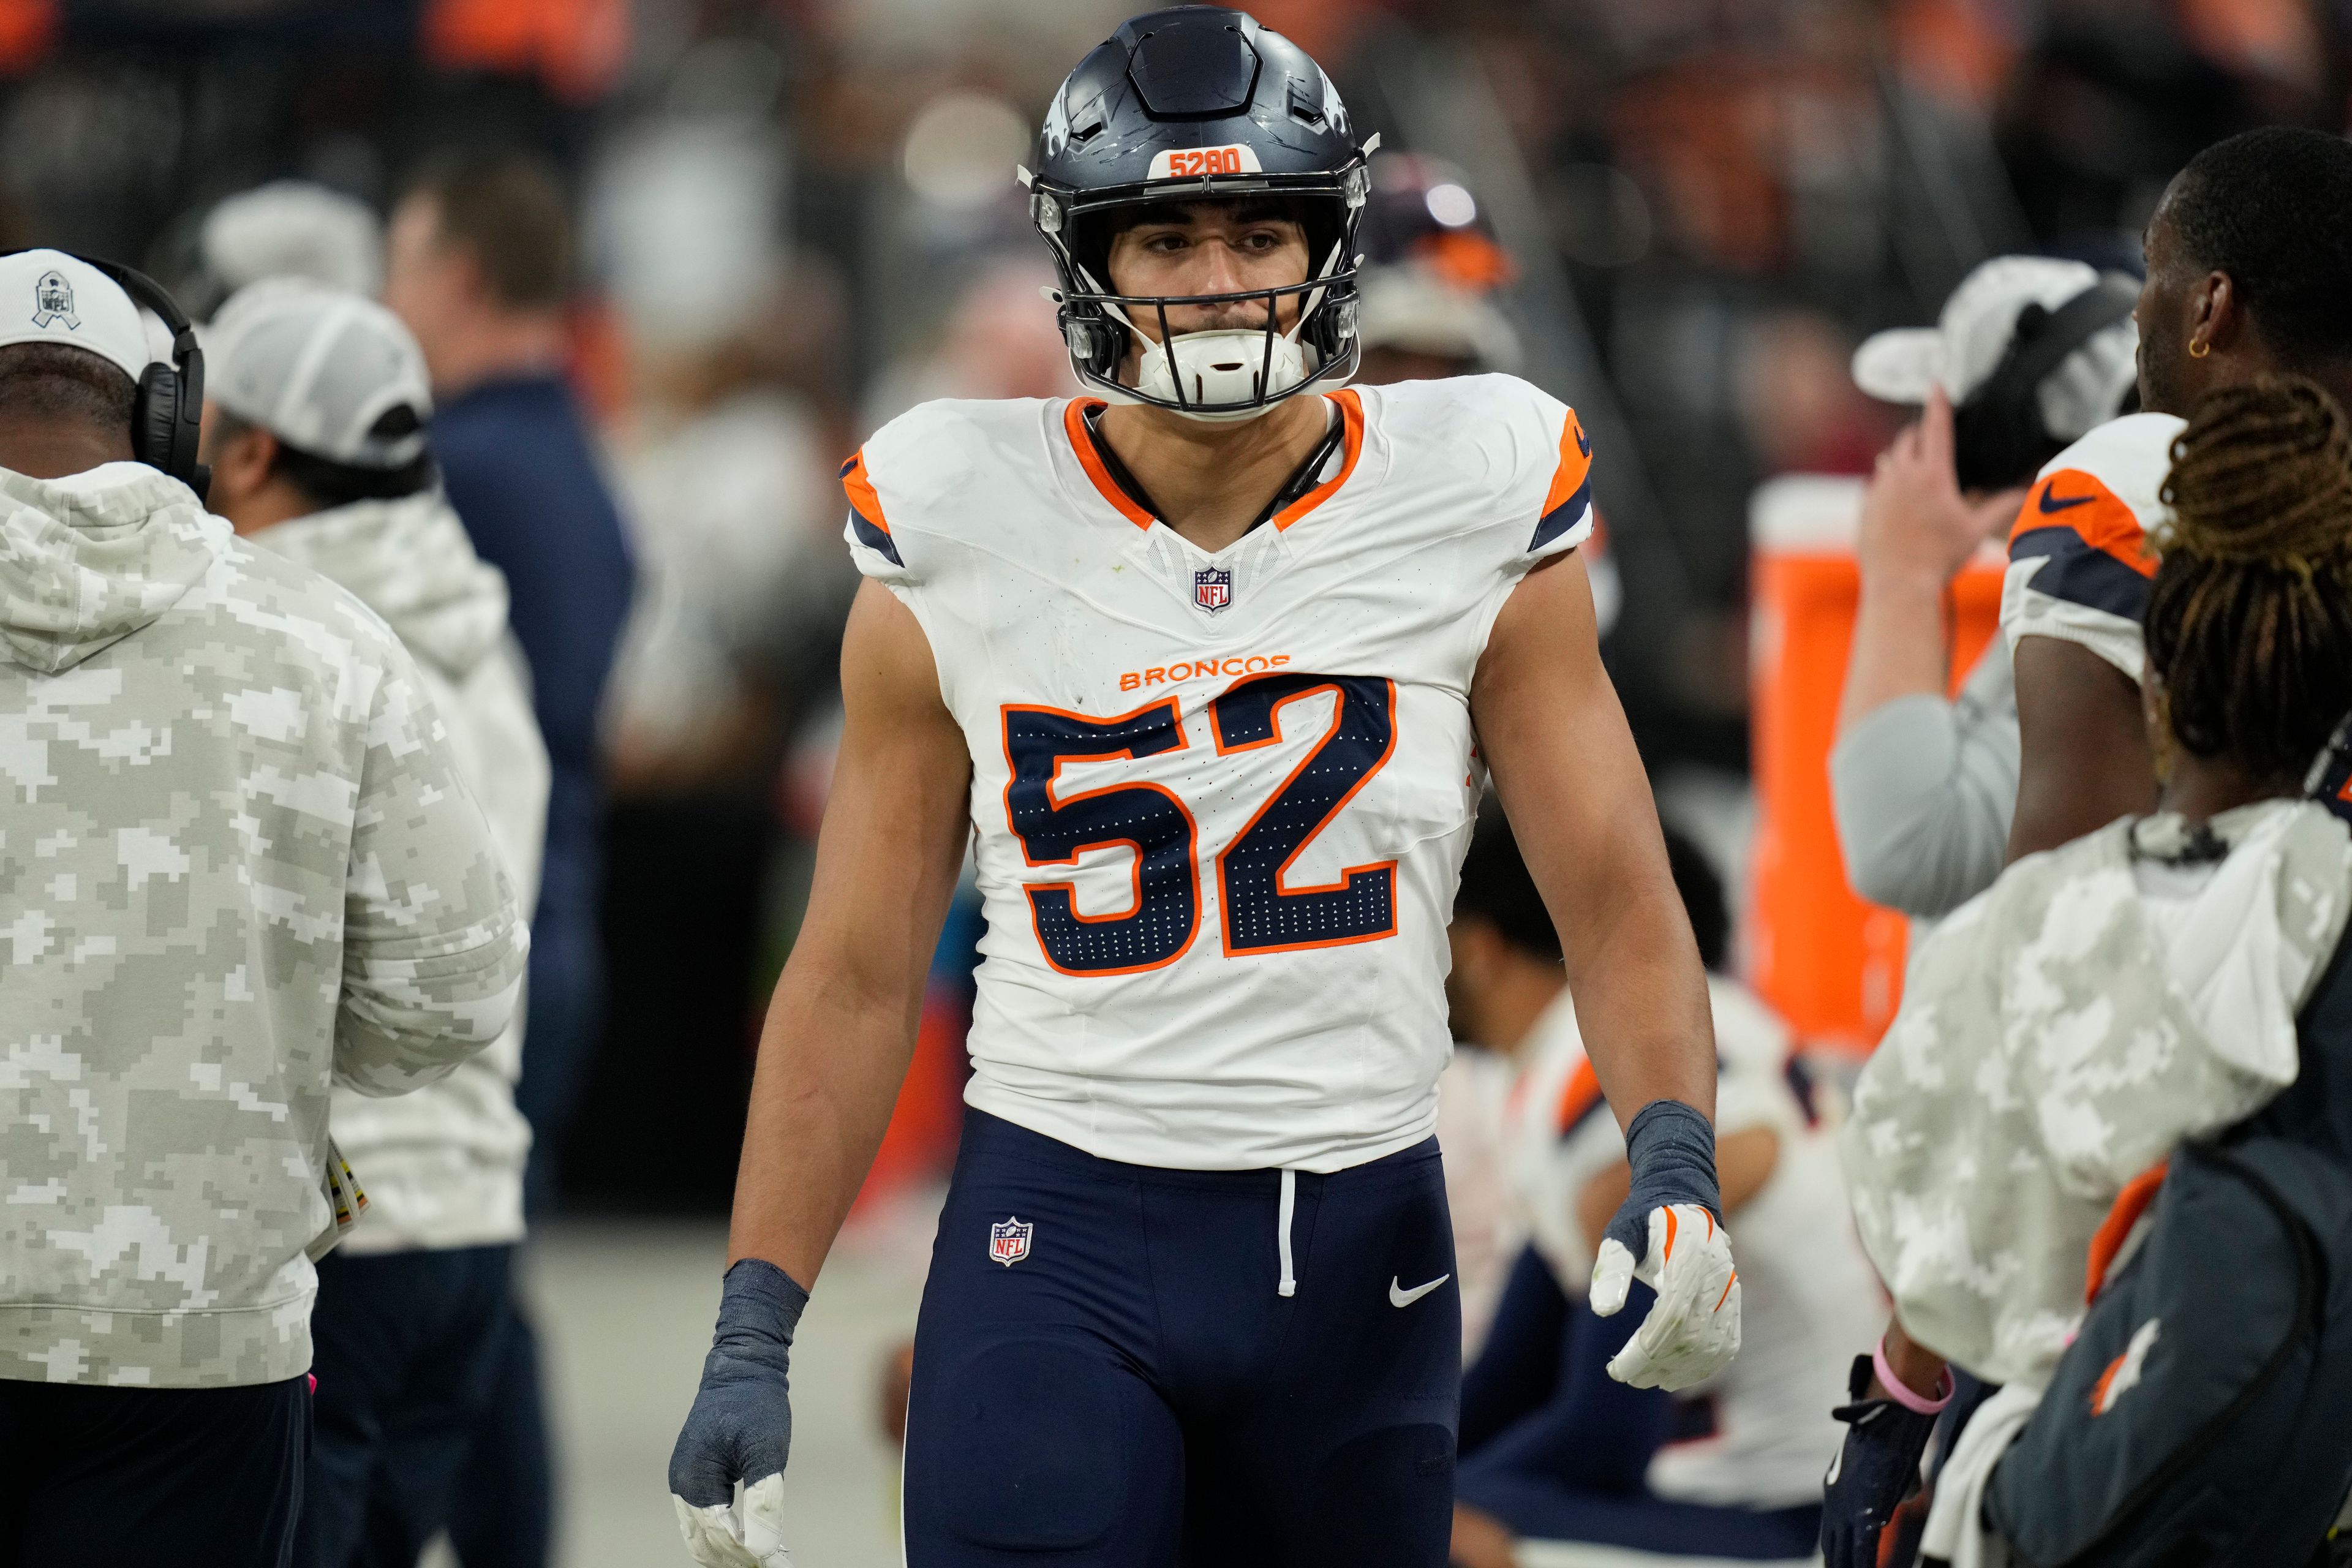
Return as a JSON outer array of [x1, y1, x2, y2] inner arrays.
[[2189, 339, 2212, 360]]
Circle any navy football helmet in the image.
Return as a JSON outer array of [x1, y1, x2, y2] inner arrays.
[[1025, 7, 1374, 421]]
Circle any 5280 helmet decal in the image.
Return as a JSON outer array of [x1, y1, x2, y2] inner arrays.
[[1022, 7, 1376, 423]]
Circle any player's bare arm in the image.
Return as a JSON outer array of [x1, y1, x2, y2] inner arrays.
[[727, 580, 972, 1285], [1473, 549, 1739, 1389], [1473, 552, 1715, 1126], [2005, 635, 2154, 863], [669, 580, 968, 1567]]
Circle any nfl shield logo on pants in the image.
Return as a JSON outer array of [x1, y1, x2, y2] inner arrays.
[[989, 1216, 1033, 1267], [1193, 567, 1232, 613]]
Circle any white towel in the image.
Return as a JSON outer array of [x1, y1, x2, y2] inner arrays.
[[1920, 1384, 2043, 1568]]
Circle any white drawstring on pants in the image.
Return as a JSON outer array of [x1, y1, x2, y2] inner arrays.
[[1276, 1168, 1297, 1298]]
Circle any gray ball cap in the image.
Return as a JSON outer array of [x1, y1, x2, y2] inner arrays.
[[205, 279, 431, 469]]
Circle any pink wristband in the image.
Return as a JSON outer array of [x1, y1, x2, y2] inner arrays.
[[1873, 1334, 1954, 1415]]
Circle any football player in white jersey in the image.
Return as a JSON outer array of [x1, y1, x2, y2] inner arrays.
[[1822, 126, 2352, 1566], [668, 11, 1737, 1564], [2003, 127, 2352, 865], [1449, 814, 1879, 1566]]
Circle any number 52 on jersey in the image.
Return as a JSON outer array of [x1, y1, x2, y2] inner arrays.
[[1001, 671, 1399, 976]]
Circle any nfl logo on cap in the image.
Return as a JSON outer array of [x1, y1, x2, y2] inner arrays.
[[989, 1216, 1033, 1267], [1193, 566, 1232, 613], [31, 270, 77, 331]]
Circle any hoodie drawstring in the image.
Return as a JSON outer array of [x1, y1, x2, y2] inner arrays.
[[1276, 1168, 1297, 1298]]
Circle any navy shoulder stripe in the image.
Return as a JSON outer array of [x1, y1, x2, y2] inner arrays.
[[2010, 524, 2150, 624]]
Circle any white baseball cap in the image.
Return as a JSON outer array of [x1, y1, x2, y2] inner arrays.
[[206, 278, 431, 468], [1852, 255, 2139, 442], [200, 181, 384, 300], [0, 249, 156, 384]]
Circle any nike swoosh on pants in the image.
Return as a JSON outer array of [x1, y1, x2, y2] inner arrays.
[[1389, 1274, 1449, 1308]]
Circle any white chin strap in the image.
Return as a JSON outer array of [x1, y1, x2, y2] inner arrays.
[[1134, 328, 1310, 423]]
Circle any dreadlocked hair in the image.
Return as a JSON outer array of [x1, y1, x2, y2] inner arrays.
[[2144, 375, 2352, 785]]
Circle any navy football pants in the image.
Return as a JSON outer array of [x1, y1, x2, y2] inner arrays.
[[903, 1110, 1460, 1566], [1458, 1246, 1820, 1560], [300, 1245, 515, 1568], [0, 1374, 309, 1568]]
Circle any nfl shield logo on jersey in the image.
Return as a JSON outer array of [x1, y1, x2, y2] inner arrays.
[[989, 1216, 1034, 1267], [1193, 566, 1232, 613]]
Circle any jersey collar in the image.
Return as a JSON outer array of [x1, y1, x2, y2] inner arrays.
[[1060, 390, 1366, 535]]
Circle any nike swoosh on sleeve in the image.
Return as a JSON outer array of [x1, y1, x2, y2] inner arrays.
[[1389, 1274, 1450, 1308], [2008, 470, 2154, 580]]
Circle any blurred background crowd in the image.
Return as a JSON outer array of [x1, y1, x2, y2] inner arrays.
[[5, 0, 2345, 1561]]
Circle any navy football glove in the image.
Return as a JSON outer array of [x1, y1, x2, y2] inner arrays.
[[1820, 1352, 1940, 1568], [669, 1258, 808, 1568]]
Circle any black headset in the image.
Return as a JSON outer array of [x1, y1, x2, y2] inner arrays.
[[2, 251, 208, 502], [1950, 274, 2140, 494]]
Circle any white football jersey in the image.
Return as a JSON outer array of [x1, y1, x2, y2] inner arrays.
[[2002, 411, 2183, 684], [1500, 979, 1885, 1509], [842, 375, 1594, 1172]]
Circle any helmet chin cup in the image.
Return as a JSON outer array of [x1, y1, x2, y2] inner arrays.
[[1136, 328, 1309, 422]]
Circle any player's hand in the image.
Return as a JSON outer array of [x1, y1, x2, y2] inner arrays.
[[1858, 386, 2028, 588], [1589, 1202, 1740, 1390], [1820, 1353, 1943, 1568], [669, 1259, 808, 1568]]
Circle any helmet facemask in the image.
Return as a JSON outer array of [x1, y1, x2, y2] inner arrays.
[[1033, 164, 1370, 423]]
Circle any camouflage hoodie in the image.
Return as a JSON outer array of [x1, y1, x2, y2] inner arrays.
[[1843, 799, 2352, 1389], [252, 492, 549, 1254], [0, 462, 527, 1388]]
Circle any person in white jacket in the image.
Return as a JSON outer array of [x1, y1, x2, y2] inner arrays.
[[1828, 375, 2352, 1567], [0, 252, 526, 1568], [197, 279, 552, 1568]]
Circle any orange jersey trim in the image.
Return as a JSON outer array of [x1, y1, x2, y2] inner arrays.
[[1270, 390, 1366, 531], [1062, 393, 1366, 533], [842, 450, 890, 533], [1542, 407, 1594, 521], [1554, 1057, 1604, 1136], [1063, 399, 1155, 529], [2010, 469, 2156, 580], [2084, 1159, 2168, 1303]]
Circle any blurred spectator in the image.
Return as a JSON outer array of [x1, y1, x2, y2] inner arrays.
[[183, 181, 384, 319], [1354, 151, 1524, 385], [384, 146, 633, 1210], [861, 253, 1077, 427], [384, 146, 633, 1568], [196, 277, 551, 1568], [1736, 310, 1894, 479], [1996, 0, 2334, 249], [607, 300, 848, 794]]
